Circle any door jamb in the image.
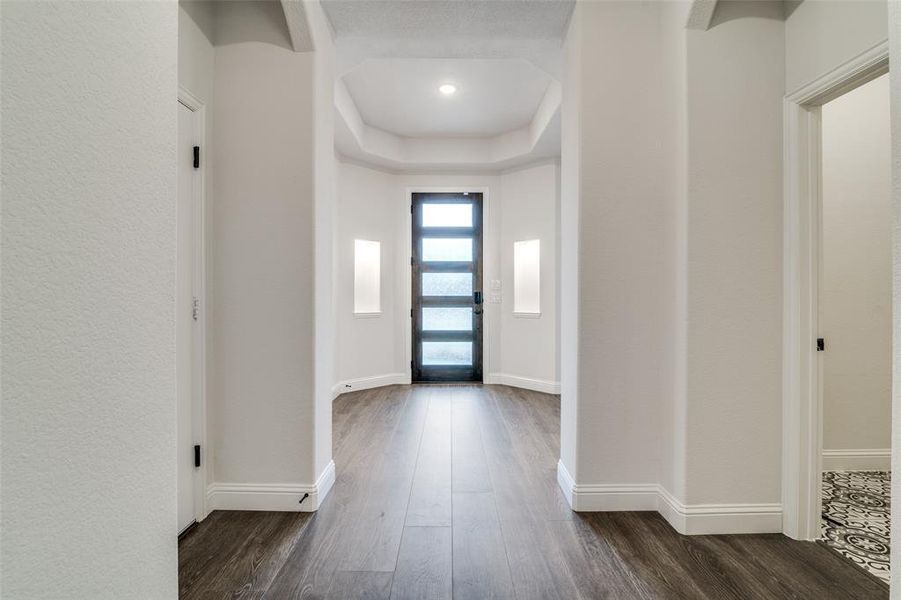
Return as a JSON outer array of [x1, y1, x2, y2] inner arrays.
[[404, 187, 492, 384], [178, 85, 209, 524], [782, 41, 888, 540]]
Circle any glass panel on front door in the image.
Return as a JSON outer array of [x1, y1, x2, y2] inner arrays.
[[412, 192, 483, 382]]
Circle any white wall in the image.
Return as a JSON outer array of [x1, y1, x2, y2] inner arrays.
[[498, 163, 559, 390], [1, 2, 178, 597], [559, 3, 582, 478], [660, 0, 689, 500], [821, 74, 892, 461], [333, 162, 559, 394], [308, 0, 338, 483], [560, 1, 785, 533], [680, 1, 785, 508], [180, 2, 215, 101], [561, 1, 672, 491], [888, 2, 901, 590], [785, 0, 888, 94], [212, 41, 317, 485], [336, 162, 404, 387], [179, 0, 337, 509]]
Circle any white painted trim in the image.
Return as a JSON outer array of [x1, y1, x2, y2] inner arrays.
[[353, 311, 381, 319], [331, 373, 408, 398], [315, 459, 337, 507], [786, 40, 890, 105], [486, 373, 560, 395], [178, 85, 210, 524], [497, 157, 561, 176], [404, 187, 493, 381], [822, 449, 891, 471], [556, 459, 575, 509], [207, 460, 336, 513], [557, 462, 782, 535], [657, 487, 782, 535], [782, 42, 889, 542], [558, 459, 656, 511], [512, 312, 542, 319], [570, 483, 659, 513]]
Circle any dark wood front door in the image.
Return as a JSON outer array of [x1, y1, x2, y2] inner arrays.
[[412, 192, 483, 382]]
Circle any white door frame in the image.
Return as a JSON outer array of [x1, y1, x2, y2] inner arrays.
[[781, 41, 889, 541], [178, 85, 209, 524]]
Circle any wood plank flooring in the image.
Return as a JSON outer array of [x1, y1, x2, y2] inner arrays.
[[179, 384, 889, 599]]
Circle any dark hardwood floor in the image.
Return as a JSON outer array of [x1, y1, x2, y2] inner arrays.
[[178, 384, 888, 599]]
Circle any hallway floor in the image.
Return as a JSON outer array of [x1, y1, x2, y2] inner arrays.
[[179, 385, 887, 599]]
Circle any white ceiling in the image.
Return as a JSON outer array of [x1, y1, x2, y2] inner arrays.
[[343, 58, 552, 138], [321, 0, 576, 41], [322, 0, 569, 172]]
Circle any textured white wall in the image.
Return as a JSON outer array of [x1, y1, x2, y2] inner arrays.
[[821, 74, 892, 453], [499, 163, 559, 386], [308, 0, 338, 480], [561, 1, 671, 486], [558, 3, 581, 478], [336, 162, 402, 384], [888, 2, 901, 591], [179, 2, 215, 101], [785, 0, 888, 93], [561, 1, 785, 518], [212, 42, 316, 484], [659, 0, 689, 499], [1, 2, 178, 597], [681, 1, 785, 506]]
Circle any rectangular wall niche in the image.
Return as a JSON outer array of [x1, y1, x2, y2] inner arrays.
[[513, 239, 540, 315], [354, 239, 380, 314]]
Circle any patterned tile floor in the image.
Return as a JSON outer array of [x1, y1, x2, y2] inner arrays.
[[821, 470, 891, 584]]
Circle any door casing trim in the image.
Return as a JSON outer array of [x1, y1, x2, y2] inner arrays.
[[405, 187, 492, 384], [781, 40, 888, 541], [178, 85, 209, 526]]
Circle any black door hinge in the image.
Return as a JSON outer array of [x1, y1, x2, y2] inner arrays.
[[194, 444, 201, 467], [411, 204, 414, 213], [193, 146, 200, 169], [816, 338, 825, 352], [410, 360, 413, 370], [410, 308, 413, 318], [410, 257, 414, 266]]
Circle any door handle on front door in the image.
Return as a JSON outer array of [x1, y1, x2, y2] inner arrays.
[[473, 291, 483, 315]]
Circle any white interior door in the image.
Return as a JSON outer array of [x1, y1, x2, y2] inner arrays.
[[177, 101, 196, 534]]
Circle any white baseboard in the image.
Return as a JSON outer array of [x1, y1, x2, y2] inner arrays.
[[486, 373, 561, 394], [556, 460, 658, 511], [656, 486, 782, 535], [556, 461, 782, 535], [822, 448, 890, 471], [556, 458, 576, 508], [332, 373, 409, 399], [207, 460, 336, 513]]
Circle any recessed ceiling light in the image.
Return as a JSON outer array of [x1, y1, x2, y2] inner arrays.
[[438, 83, 457, 96]]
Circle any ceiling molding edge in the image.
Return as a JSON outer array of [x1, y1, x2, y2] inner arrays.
[[685, 0, 718, 31], [334, 80, 561, 172], [280, 0, 313, 52]]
